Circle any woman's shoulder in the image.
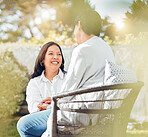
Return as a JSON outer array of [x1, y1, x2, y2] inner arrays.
[[27, 75, 41, 86]]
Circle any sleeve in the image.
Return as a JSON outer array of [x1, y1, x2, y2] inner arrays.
[[61, 47, 87, 92], [26, 79, 42, 113]]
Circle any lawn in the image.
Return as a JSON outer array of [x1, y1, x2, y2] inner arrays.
[[0, 116, 20, 137], [127, 130, 148, 137], [0, 116, 148, 137]]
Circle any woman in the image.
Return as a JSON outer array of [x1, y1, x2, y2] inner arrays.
[[17, 42, 66, 137]]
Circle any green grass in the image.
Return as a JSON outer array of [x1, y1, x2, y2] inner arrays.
[[126, 121, 148, 137], [127, 130, 148, 137], [0, 116, 148, 137], [0, 116, 20, 137]]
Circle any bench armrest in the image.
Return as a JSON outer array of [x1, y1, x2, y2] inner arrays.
[[53, 82, 143, 100]]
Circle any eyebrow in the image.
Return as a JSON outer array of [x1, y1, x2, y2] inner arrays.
[[48, 51, 61, 53]]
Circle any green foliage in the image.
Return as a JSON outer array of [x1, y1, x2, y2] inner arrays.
[[55, 0, 94, 27], [127, 130, 148, 137], [126, 0, 148, 21], [124, 0, 148, 35], [104, 32, 148, 46], [102, 18, 117, 40], [0, 51, 29, 119], [0, 117, 20, 137], [0, 0, 115, 42], [21, 23, 77, 46], [0, 0, 94, 42]]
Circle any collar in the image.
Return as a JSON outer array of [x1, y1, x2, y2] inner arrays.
[[40, 70, 48, 82], [40, 69, 64, 82], [58, 68, 65, 79], [84, 36, 98, 45]]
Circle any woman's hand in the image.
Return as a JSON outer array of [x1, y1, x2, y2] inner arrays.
[[37, 97, 52, 111], [40, 97, 52, 104], [37, 103, 49, 111]]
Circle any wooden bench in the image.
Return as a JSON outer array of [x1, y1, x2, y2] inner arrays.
[[50, 81, 144, 137]]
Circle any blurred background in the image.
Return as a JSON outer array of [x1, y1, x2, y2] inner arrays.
[[0, 0, 148, 136]]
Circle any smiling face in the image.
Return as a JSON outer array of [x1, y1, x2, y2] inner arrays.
[[43, 45, 62, 72]]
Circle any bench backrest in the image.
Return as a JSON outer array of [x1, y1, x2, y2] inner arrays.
[[51, 81, 144, 137]]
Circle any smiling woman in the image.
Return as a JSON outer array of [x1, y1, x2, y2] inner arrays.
[[17, 41, 66, 137], [43, 45, 62, 81]]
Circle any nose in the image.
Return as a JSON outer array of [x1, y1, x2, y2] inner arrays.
[[53, 54, 58, 59]]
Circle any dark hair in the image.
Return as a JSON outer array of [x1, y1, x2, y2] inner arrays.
[[75, 9, 102, 36], [31, 42, 65, 78]]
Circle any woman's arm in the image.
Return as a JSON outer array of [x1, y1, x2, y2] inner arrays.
[[26, 79, 42, 113]]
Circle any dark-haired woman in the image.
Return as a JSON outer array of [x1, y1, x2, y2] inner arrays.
[[17, 42, 66, 137]]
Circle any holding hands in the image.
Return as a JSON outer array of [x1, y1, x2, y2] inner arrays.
[[37, 97, 52, 111]]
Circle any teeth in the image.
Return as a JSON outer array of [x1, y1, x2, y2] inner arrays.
[[52, 62, 58, 64]]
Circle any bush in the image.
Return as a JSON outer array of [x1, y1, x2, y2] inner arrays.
[[104, 32, 148, 46], [19, 23, 77, 46], [0, 51, 29, 119]]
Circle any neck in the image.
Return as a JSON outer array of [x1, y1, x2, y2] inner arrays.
[[85, 34, 95, 41], [44, 69, 59, 82], [79, 33, 95, 44]]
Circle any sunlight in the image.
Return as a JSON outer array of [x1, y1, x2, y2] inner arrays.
[[115, 20, 124, 30], [35, 7, 56, 24], [40, 9, 50, 19], [35, 17, 42, 25], [40, 8, 56, 20]]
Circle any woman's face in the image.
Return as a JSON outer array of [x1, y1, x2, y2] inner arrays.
[[43, 45, 62, 72]]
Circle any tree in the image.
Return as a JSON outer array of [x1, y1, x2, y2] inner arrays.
[[0, 0, 114, 42], [0, 0, 95, 42], [124, 0, 148, 35], [0, 0, 38, 42], [100, 17, 117, 40]]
